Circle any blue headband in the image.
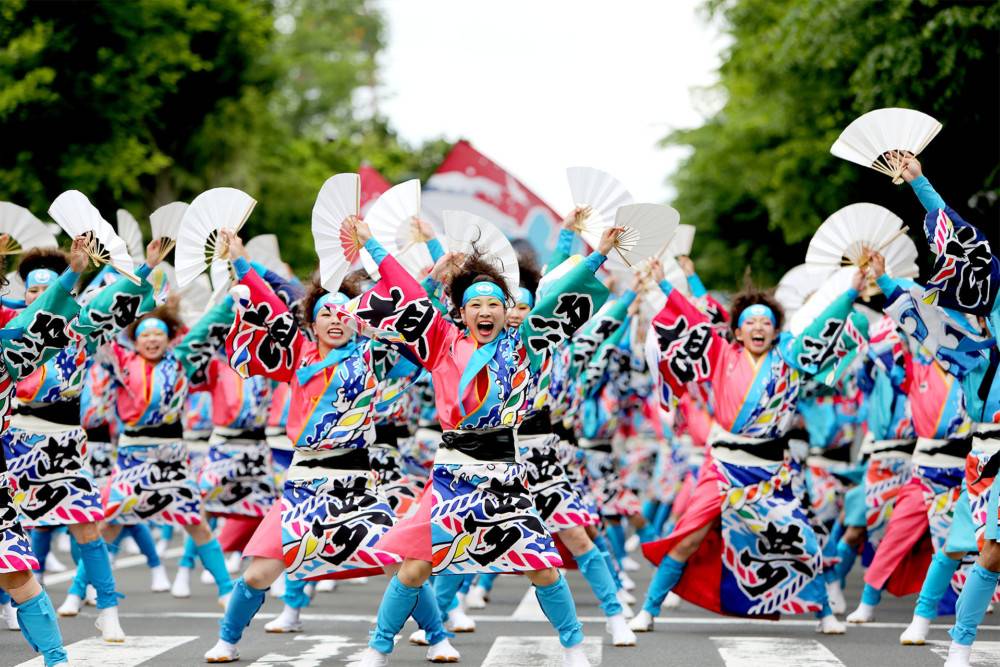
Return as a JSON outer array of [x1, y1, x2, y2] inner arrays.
[[462, 281, 505, 306], [136, 318, 169, 336], [25, 269, 58, 290], [312, 292, 350, 320], [516, 287, 535, 308], [737, 304, 777, 328]]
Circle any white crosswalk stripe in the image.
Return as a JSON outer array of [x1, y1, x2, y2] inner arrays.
[[14, 635, 197, 667], [928, 640, 1000, 666], [711, 636, 845, 667], [246, 634, 367, 666], [479, 636, 602, 667]]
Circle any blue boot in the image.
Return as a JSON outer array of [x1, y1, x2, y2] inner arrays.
[[14, 591, 67, 666]]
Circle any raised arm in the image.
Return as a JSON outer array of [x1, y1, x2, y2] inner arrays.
[[175, 296, 236, 388], [649, 259, 725, 405], [780, 273, 867, 385], [1, 237, 86, 380], [74, 239, 166, 352], [226, 242, 307, 382], [348, 216, 458, 371]]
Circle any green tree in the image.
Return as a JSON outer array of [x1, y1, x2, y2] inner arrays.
[[667, 0, 999, 289]]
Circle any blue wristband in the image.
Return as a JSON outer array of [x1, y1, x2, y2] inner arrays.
[[233, 256, 253, 279]]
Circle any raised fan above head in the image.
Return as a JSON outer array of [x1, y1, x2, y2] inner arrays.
[[666, 224, 696, 257], [116, 209, 146, 263], [442, 210, 520, 298], [175, 187, 256, 288], [0, 202, 59, 256], [595, 203, 680, 269], [830, 108, 943, 184], [805, 203, 918, 280], [245, 234, 291, 279], [365, 179, 435, 279], [47, 190, 139, 283], [788, 266, 857, 336], [149, 201, 187, 263], [312, 173, 362, 293], [566, 166, 634, 238], [774, 263, 835, 325]]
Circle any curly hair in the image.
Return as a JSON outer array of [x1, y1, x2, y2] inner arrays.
[[299, 269, 367, 326], [729, 274, 785, 335], [447, 250, 512, 321], [18, 247, 68, 282], [516, 249, 541, 298], [127, 304, 184, 341]]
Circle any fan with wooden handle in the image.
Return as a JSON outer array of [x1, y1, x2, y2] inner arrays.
[[0, 202, 59, 256], [312, 173, 362, 293], [149, 201, 187, 265], [566, 166, 634, 239], [830, 108, 942, 184], [175, 188, 256, 288], [805, 203, 918, 280], [364, 179, 435, 279], [48, 190, 140, 284]]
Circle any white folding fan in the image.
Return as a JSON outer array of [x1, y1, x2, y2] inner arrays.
[[788, 266, 856, 336], [116, 209, 146, 263], [566, 167, 634, 240], [775, 263, 835, 324], [47, 190, 139, 283], [805, 203, 918, 279], [312, 173, 362, 293], [364, 179, 434, 279], [599, 203, 680, 269], [830, 108, 943, 184], [442, 210, 520, 297], [0, 203, 59, 255], [178, 273, 213, 327], [175, 187, 256, 288], [665, 224, 695, 257], [149, 201, 187, 264], [245, 234, 291, 278]]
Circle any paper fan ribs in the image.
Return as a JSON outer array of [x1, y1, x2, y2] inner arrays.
[[607, 203, 680, 268], [175, 187, 256, 288], [805, 203, 918, 279], [365, 179, 434, 278], [566, 167, 633, 242], [312, 173, 362, 293], [149, 201, 188, 264], [48, 190, 140, 283], [0, 202, 59, 256], [831, 108, 942, 184]]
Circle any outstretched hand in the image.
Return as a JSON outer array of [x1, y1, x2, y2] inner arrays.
[[219, 230, 246, 261], [146, 239, 164, 268], [430, 251, 464, 283]]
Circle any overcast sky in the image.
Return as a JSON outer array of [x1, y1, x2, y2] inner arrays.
[[375, 0, 726, 215]]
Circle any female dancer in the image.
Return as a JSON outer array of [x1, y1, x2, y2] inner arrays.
[[101, 298, 235, 606], [631, 258, 866, 633], [5, 239, 165, 642], [0, 234, 89, 667], [351, 217, 623, 667], [869, 155, 998, 667], [203, 234, 456, 664]]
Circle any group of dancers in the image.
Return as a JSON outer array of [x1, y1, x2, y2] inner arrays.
[[0, 152, 995, 667]]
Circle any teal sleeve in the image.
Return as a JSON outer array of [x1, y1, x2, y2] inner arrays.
[[426, 238, 444, 262], [58, 269, 80, 292], [659, 280, 673, 296], [876, 274, 903, 299], [544, 229, 576, 274], [909, 175, 946, 213], [620, 290, 637, 308], [136, 264, 152, 279], [584, 251, 607, 273], [233, 257, 252, 279], [687, 273, 707, 298], [364, 238, 388, 265]]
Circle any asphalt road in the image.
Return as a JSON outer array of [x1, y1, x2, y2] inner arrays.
[[4, 539, 999, 666]]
